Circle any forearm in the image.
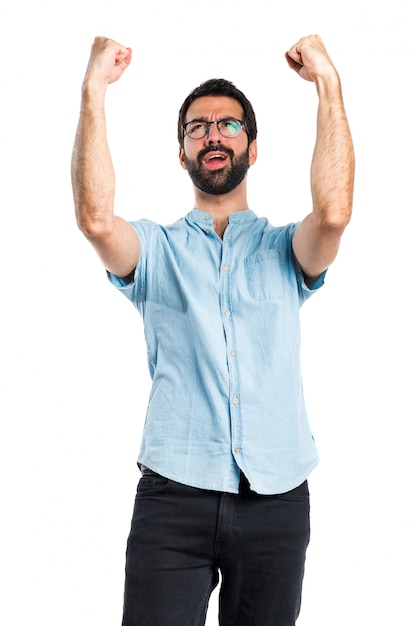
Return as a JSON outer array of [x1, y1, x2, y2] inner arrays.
[[310, 74, 355, 231], [71, 83, 115, 238]]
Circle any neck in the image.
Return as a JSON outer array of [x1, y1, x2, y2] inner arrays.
[[193, 180, 249, 220]]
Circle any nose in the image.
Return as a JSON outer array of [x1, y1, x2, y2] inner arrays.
[[205, 122, 222, 144]]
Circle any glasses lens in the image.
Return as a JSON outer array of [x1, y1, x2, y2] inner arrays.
[[185, 121, 208, 139], [218, 119, 243, 138]]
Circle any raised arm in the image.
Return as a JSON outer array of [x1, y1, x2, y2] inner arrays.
[[71, 36, 140, 279], [286, 35, 355, 282]]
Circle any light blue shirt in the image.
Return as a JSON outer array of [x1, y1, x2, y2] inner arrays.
[[108, 209, 325, 495]]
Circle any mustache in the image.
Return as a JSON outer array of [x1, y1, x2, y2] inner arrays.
[[197, 144, 234, 163]]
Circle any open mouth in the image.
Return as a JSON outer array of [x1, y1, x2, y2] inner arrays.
[[202, 151, 229, 170]]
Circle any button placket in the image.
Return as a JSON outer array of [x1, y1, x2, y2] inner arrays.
[[219, 228, 242, 461]]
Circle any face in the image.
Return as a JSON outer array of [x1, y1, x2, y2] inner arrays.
[[179, 96, 257, 196]]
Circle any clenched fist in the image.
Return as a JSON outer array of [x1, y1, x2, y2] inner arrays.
[[285, 35, 338, 84], [83, 36, 132, 88]]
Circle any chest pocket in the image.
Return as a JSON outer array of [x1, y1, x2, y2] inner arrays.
[[244, 249, 286, 301]]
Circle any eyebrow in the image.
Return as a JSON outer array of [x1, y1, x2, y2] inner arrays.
[[185, 116, 236, 124]]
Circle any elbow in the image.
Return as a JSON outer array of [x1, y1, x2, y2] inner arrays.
[[324, 211, 351, 234], [315, 199, 353, 234], [76, 210, 114, 241]]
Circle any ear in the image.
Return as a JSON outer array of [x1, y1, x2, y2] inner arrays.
[[179, 146, 187, 170], [248, 139, 257, 166]]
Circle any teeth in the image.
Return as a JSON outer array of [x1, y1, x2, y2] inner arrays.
[[209, 154, 225, 160]]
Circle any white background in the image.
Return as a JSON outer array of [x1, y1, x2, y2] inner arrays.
[[1, 1, 417, 624]]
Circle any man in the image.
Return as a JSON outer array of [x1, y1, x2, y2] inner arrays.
[[71, 34, 354, 626]]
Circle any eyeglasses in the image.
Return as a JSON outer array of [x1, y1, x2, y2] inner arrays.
[[182, 118, 246, 140]]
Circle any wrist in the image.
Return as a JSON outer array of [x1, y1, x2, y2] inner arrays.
[[314, 70, 342, 101], [81, 76, 108, 105]]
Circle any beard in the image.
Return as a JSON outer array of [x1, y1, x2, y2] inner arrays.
[[183, 145, 250, 195]]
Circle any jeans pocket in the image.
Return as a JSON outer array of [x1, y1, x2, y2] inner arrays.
[[278, 480, 310, 503], [136, 467, 171, 496]]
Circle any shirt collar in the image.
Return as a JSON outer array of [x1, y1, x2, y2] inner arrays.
[[186, 208, 258, 227]]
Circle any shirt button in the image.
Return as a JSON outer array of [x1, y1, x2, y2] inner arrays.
[[230, 350, 236, 357], [232, 397, 239, 404], [205, 228, 211, 234], [223, 265, 229, 272], [204, 214, 211, 221], [234, 447, 241, 453], [224, 309, 231, 317]]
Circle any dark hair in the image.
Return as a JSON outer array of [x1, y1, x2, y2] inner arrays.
[[177, 78, 257, 147]]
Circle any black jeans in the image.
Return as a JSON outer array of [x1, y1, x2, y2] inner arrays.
[[122, 469, 310, 626]]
